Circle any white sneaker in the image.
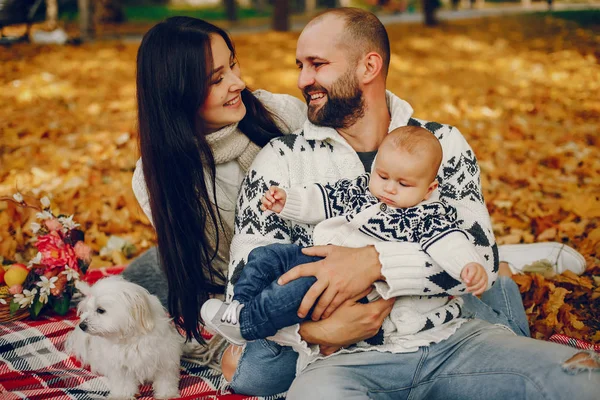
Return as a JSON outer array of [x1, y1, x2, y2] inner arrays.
[[200, 299, 246, 346], [499, 242, 586, 276]]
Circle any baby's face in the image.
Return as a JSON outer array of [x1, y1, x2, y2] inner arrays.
[[369, 146, 438, 208]]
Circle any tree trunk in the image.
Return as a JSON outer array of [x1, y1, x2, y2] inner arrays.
[[94, 0, 125, 24], [422, 0, 438, 26], [224, 0, 238, 22], [254, 0, 267, 13], [46, 0, 58, 30], [78, 0, 94, 41], [273, 0, 290, 32]]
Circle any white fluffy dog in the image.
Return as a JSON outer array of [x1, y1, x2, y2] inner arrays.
[[66, 276, 183, 399]]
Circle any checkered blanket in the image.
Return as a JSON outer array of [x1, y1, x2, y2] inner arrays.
[[2, 267, 597, 399], [549, 334, 600, 353], [0, 267, 282, 400]]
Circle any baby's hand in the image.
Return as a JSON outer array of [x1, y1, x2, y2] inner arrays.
[[461, 262, 487, 296], [260, 186, 287, 213]]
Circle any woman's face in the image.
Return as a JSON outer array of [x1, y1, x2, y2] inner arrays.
[[199, 34, 246, 133]]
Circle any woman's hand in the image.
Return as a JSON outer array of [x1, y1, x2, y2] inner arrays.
[[298, 289, 394, 348], [278, 245, 383, 320]]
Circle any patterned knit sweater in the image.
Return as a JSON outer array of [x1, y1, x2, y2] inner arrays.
[[227, 91, 498, 372], [279, 173, 486, 285]]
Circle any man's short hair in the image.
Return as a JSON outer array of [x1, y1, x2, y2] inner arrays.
[[311, 8, 391, 78]]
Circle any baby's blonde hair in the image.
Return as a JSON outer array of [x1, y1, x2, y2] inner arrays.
[[383, 126, 443, 182]]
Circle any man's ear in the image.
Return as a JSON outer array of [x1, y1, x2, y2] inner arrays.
[[361, 52, 384, 84], [423, 180, 439, 200]]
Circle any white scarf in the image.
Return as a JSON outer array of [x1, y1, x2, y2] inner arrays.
[[205, 123, 261, 172]]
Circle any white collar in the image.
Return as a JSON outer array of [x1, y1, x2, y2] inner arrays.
[[301, 90, 414, 142]]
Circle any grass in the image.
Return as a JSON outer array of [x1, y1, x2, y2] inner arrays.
[[58, 5, 271, 23], [539, 9, 600, 29]]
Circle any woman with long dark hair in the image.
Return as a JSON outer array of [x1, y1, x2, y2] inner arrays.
[[130, 15, 306, 358]]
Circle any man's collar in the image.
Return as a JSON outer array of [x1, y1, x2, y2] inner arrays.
[[301, 90, 414, 142]]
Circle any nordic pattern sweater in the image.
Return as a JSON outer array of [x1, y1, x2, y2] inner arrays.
[[226, 91, 498, 372]]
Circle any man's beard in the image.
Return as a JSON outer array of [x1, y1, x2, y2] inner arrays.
[[303, 68, 365, 129]]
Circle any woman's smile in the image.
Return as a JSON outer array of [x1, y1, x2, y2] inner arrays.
[[224, 95, 242, 107]]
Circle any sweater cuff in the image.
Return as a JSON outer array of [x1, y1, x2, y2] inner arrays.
[[373, 241, 431, 298], [425, 231, 485, 281], [279, 187, 303, 221]]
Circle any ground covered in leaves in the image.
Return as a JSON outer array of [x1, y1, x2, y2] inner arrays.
[[0, 14, 598, 342]]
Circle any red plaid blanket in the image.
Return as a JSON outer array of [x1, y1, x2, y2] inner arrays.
[[549, 334, 600, 353], [3, 267, 597, 399], [0, 267, 282, 400]]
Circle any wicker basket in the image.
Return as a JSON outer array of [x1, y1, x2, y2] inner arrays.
[[0, 285, 30, 322]]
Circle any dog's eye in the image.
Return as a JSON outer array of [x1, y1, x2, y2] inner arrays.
[[96, 308, 105, 314]]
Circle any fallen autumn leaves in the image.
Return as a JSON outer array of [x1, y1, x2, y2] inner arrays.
[[0, 14, 598, 342]]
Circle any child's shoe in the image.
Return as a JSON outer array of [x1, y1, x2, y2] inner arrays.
[[499, 242, 586, 276], [200, 299, 246, 346]]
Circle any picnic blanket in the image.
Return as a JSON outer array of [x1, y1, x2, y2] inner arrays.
[[2, 267, 597, 399], [0, 267, 282, 400]]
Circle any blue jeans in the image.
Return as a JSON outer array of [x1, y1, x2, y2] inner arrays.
[[233, 244, 322, 340], [461, 276, 531, 337], [286, 319, 599, 400], [230, 276, 534, 396]]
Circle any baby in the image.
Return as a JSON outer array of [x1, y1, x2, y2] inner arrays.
[[201, 126, 488, 346]]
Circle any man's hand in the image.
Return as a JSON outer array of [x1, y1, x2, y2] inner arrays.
[[319, 344, 342, 356], [461, 262, 488, 296], [299, 288, 394, 348], [260, 186, 287, 213], [278, 245, 383, 320]]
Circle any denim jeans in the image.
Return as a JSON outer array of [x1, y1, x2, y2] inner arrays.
[[286, 319, 599, 400], [230, 273, 536, 396], [461, 276, 531, 337], [233, 243, 322, 340]]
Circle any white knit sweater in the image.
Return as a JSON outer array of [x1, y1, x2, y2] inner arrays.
[[131, 89, 307, 282], [227, 91, 498, 373]]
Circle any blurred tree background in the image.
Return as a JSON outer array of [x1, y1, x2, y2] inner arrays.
[[0, 2, 599, 341]]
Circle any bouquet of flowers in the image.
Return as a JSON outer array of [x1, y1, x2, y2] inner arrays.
[[0, 193, 92, 321]]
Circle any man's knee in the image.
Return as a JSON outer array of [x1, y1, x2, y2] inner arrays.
[[287, 370, 353, 400], [562, 351, 600, 375], [221, 344, 243, 382]]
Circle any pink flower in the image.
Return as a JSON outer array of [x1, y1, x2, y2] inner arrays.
[[44, 218, 63, 232], [35, 231, 78, 270], [74, 242, 92, 264], [9, 285, 23, 295]]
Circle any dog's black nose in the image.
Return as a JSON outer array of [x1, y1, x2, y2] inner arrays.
[[79, 321, 88, 331]]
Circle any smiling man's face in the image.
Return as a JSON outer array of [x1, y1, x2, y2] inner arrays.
[[296, 16, 365, 129]]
